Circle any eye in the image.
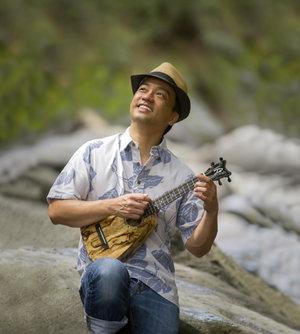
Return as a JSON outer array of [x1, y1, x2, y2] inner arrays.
[[138, 86, 147, 92], [156, 91, 167, 100]]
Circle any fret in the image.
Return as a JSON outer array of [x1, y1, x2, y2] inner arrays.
[[146, 176, 197, 213], [144, 203, 157, 217]]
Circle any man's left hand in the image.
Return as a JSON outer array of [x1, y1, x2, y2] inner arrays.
[[194, 174, 218, 214]]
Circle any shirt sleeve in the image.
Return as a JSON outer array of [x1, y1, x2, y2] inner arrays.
[[176, 191, 204, 244], [46, 142, 91, 202]]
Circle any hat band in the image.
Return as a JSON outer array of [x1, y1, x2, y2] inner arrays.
[[149, 71, 177, 87]]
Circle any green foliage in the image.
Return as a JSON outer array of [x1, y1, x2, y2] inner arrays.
[[0, 0, 299, 146]]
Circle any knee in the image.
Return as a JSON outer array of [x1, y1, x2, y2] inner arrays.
[[81, 258, 130, 320], [84, 258, 130, 291]]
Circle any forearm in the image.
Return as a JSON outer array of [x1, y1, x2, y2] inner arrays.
[[186, 210, 218, 257], [48, 193, 150, 228], [48, 199, 113, 228]]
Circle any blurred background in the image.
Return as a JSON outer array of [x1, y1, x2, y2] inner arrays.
[[0, 0, 299, 146], [0, 0, 300, 321]]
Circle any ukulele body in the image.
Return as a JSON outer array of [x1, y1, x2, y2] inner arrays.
[[81, 215, 158, 261]]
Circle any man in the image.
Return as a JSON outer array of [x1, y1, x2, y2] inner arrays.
[[47, 62, 218, 334]]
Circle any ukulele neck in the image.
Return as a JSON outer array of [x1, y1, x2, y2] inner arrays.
[[144, 176, 198, 217]]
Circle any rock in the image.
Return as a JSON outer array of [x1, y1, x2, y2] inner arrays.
[[227, 172, 300, 234], [217, 212, 300, 304], [0, 178, 43, 202], [1, 246, 299, 333], [1, 194, 299, 333], [0, 195, 79, 248], [176, 263, 299, 334], [0, 248, 87, 334], [174, 247, 300, 332], [220, 194, 274, 228], [0, 166, 59, 202], [167, 97, 225, 146], [198, 125, 300, 178], [0, 115, 123, 184]]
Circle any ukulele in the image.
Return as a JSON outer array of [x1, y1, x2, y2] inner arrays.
[[81, 157, 232, 261]]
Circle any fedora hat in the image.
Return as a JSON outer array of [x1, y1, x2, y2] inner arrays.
[[130, 62, 190, 122]]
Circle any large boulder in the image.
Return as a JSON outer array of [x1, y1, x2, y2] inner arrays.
[[0, 194, 299, 333], [0, 248, 87, 334]]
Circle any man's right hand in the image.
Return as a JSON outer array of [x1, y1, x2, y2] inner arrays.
[[110, 193, 151, 220], [48, 194, 151, 228]]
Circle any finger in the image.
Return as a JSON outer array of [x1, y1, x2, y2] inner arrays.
[[126, 200, 148, 211], [196, 174, 211, 183], [119, 206, 144, 218], [127, 208, 145, 217], [195, 193, 208, 201], [129, 193, 151, 201], [194, 186, 208, 193], [126, 213, 142, 220], [194, 181, 209, 188]]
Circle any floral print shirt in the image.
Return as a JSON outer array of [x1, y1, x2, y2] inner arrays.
[[47, 128, 203, 306]]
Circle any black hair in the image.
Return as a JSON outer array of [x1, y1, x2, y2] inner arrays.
[[162, 98, 180, 136]]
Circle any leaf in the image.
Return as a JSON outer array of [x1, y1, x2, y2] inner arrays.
[[152, 249, 175, 273]]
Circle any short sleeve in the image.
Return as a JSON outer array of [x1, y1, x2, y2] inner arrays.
[[176, 191, 204, 244], [46, 142, 91, 202]]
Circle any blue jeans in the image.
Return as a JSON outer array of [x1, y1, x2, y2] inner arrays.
[[80, 258, 179, 334]]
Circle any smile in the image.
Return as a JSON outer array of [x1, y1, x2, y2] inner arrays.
[[138, 103, 152, 112]]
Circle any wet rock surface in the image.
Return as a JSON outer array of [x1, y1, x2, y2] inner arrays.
[[1, 115, 300, 333]]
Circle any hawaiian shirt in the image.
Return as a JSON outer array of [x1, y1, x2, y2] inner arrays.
[[47, 128, 203, 306]]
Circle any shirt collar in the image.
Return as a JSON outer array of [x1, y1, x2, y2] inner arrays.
[[120, 127, 168, 157], [150, 138, 167, 158], [119, 127, 134, 152]]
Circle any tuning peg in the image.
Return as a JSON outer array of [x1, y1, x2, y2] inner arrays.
[[219, 157, 223, 161], [218, 179, 222, 186], [227, 177, 232, 182], [211, 161, 215, 166]]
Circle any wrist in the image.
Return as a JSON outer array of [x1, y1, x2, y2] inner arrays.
[[97, 198, 115, 217]]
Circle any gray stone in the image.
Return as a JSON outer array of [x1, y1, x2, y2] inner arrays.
[[0, 166, 60, 202], [174, 247, 300, 332], [217, 212, 300, 304], [167, 97, 225, 146], [0, 248, 87, 334], [227, 172, 300, 234], [198, 125, 300, 178], [220, 194, 274, 227], [176, 263, 299, 334], [0, 195, 79, 248]]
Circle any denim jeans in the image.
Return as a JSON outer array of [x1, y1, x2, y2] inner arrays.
[[80, 258, 179, 334]]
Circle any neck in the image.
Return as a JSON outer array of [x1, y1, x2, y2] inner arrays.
[[129, 123, 164, 165]]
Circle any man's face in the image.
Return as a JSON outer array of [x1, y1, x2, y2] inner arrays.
[[129, 77, 179, 130]]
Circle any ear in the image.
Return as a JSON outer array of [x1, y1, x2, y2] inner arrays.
[[169, 112, 180, 126]]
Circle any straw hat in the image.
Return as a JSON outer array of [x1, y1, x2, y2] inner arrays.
[[130, 62, 190, 121]]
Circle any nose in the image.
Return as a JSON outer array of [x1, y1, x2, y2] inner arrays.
[[141, 89, 154, 102]]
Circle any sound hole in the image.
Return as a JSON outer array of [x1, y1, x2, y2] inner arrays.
[[125, 218, 142, 226]]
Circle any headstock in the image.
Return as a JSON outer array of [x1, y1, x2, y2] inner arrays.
[[204, 157, 232, 185]]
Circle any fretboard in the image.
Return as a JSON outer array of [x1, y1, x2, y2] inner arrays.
[[143, 176, 198, 217]]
